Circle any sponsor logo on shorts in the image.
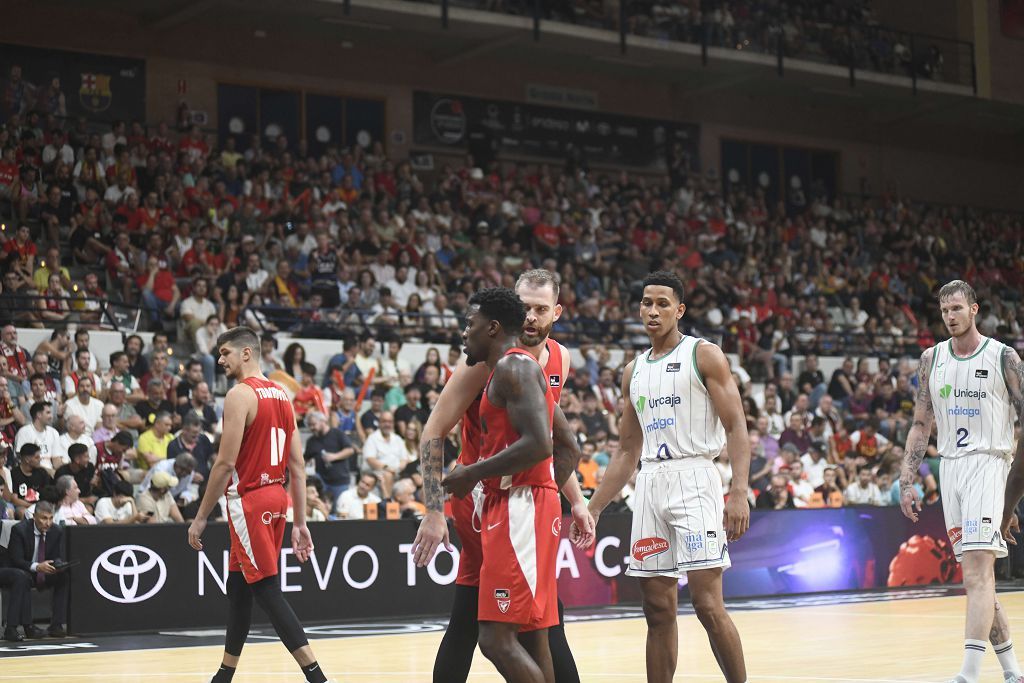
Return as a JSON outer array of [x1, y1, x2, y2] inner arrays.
[[551, 517, 561, 537], [261, 511, 285, 524], [982, 517, 993, 538], [976, 369, 989, 378], [948, 526, 963, 545], [666, 362, 681, 373], [707, 531, 717, 538], [549, 374, 561, 387], [632, 536, 670, 561], [685, 533, 704, 552], [494, 588, 511, 614], [260, 472, 271, 486]]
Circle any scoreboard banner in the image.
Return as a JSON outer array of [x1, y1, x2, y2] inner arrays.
[[66, 505, 955, 635], [412, 90, 699, 170]]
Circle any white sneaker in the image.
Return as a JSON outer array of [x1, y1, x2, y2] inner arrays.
[[944, 677, 968, 683], [1003, 673, 1024, 683]]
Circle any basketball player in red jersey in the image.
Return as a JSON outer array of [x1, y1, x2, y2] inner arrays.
[[441, 287, 563, 683], [412, 270, 593, 683], [187, 327, 332, 683]]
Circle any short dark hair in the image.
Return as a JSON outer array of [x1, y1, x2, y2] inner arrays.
[[515, 269, 560, 299], [359, 471, 380, 485], [112, 431, 134, 447], [29, 401, 50, 420], [468, 287, 526, 335], [186, 359, 203, 371], [216, 326, 260, 353], [68, 443, 89, 459], [20, 442, 41, 458], [126, 334, 145, 351], [114, 480, 134, 496], [109, 351, 126, 366], [642, 270, 686, 303], [938, 279, 977, 306]]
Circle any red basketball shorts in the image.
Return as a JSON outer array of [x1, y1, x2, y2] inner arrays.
[[226, 485, 287, 583], [452, 482, 484, 587], [478, 484, 560, 631]]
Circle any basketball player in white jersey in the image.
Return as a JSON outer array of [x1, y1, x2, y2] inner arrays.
[[587, 271, 751, 683], [899, 280, 1023, 683]]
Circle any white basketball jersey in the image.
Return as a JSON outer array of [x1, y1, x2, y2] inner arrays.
[[929, 337, 1014, 459], [629, 335, 726, 463]]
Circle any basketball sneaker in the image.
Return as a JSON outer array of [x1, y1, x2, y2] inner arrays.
[[1003, 673, 1024, 682], [943, 677, 967, 683]]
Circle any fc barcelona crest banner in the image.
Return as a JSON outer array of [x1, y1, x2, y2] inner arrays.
[[0, 42, 145, 123]]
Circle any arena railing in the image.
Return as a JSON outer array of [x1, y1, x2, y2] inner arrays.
[[405, 1, 976, 91], [0, 294, 143, 332]]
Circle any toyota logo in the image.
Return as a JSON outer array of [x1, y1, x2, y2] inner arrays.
[[90, 545, 167, 604]]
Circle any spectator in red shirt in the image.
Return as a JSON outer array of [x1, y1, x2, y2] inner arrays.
[[4, 224, 37, 275], [179, 236, 216, 278], [178, 125, 208, 164], [136, 255, 180, 327]]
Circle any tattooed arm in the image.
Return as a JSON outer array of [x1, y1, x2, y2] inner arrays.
[[1000, 347, 1024, 541], [900, 348, 935, 522], [410, 358, 490, 567]]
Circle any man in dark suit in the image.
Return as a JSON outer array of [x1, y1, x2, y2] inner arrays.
[[6, 501, 67, 639], [0, 516, 34, 641]]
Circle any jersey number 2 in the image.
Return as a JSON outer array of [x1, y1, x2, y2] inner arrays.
[[269, 427, 287, 466], [956, 428, 969, 449]]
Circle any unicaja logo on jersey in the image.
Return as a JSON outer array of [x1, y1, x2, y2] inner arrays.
[[939, 385, 952, 399], [648, 396, 682, 409], [645, 417, 676, 433], [635, 396, 646, 413]]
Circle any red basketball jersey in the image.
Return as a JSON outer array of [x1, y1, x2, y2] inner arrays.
[[542, 338, 564, 404], [459, 392, 484, 466], [479, 348, 555, 494], [230, 376, 293, 496]]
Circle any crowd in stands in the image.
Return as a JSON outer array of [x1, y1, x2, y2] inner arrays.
[[440, 0, 953, 81], [3, 54, 1023, 521]]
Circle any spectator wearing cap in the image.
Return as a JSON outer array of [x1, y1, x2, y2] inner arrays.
[[54, 443, 97, 506], [844, 466, 884, 506], [168, 413, 215, 478], [94, 479, 146, 524], [55, 474, 96, 525], [137, 469, 184, 523], [141, 453, 202, 505], [801, 442, 829, 488]]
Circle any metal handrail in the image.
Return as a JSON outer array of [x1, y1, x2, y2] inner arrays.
[[0, 293, 142, 332]]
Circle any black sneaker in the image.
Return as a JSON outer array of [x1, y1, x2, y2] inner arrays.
[[3, 627, 23, 642], [23, 625, 46, 639]]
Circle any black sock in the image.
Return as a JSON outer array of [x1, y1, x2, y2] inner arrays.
[[301, 661, 327, 683], [211, 664, 236, 683]]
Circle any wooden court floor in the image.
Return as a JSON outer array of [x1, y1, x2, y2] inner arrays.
[[2, 591, 1021, 682]]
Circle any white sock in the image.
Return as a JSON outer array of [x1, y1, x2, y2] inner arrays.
[[960, 639, 987, 681], [995, 640, 1022, 676]]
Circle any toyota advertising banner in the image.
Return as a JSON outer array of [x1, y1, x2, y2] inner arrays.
[[67, 506, 955, 635], [412, 91, 699, 170]]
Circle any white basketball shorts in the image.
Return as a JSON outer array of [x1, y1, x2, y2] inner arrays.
[[626, 457, 731, 578], [939, 452, 1011, 562]]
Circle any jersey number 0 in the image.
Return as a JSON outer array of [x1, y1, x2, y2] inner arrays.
[[269, 427, 287, 466]]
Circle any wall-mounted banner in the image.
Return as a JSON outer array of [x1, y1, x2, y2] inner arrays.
[[67, 504, 954, 635], [0, 43, 145, 123], [413, 90, 699, 170]]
